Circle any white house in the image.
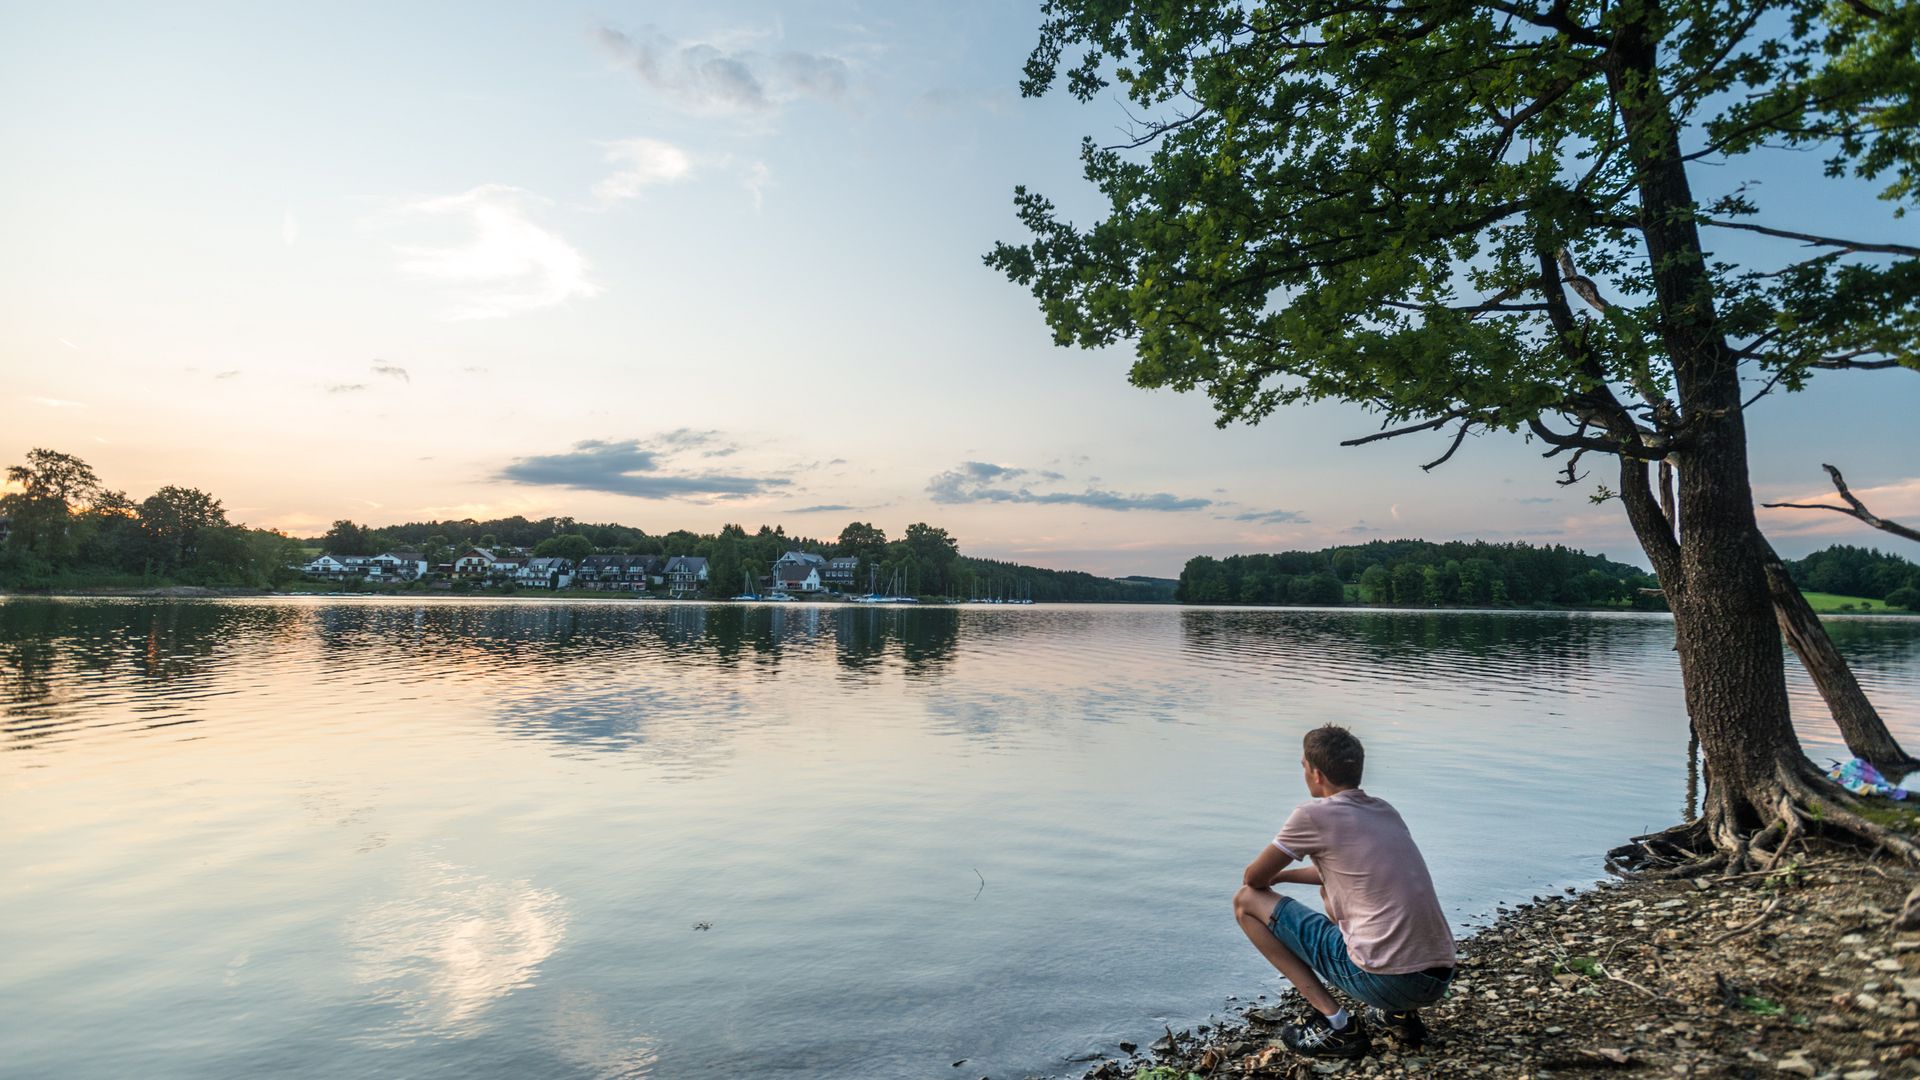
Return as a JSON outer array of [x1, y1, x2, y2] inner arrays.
[[303, 554, 355, 577], [516, 557, 575, 589], [665, 555, 709, 596], [370, 551, 429, 580], [774, 565, 824, 594], [773, 550, 827, 572], [454, 548, 496, 576]]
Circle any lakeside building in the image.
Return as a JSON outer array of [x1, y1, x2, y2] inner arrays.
[[775, 565, 825, 594], [296, 548, 786, 598], [575, 554, 661, 591], [302, 554, 361, 577], [823, 556, 859, 589], [370, 551, 428, 580], [665, 556, 709, 597], [453, 549, 497, 577], [515, 557, 575, 589], [773, 550, 827, 573]]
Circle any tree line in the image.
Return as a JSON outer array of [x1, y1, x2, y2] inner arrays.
[[1786, 546, 1920, 609], [1, 449, 302, 589], [1176, 539, 1664, 608], [319, 510, 1177, 602], [0, 449, 1179, 602]]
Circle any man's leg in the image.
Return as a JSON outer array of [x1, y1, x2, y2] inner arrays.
[[1232, 885, 1339, 1016]]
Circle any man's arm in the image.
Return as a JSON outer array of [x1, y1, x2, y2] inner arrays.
[[1244, 842, 1323, 888], [1274, 864, 1323, 886], [1243, 841, 1290, 887]]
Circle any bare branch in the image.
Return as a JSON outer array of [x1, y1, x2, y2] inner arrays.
[[1421, 421, 1473, 472], [1700, 219, 1920, 259], [1810, 357, 1910, 371], [1339, 410, 1466, 448], [1763, 464, 1920, 544], [1742, 368, 1787, 409], [1381, 299, 1551, 314]]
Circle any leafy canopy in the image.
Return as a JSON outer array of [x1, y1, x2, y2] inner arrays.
[[987, 0, 1920, 459]]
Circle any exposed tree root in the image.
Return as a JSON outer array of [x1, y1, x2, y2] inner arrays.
[[1608, 759, 1920, 877]]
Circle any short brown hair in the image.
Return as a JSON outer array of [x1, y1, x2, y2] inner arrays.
[[1303, 724, 1364, 787]]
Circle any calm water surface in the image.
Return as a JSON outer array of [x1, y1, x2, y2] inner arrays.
[[4, 599, 1918, 1079]]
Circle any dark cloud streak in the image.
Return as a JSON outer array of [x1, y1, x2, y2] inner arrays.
[[927, 461, 1212, 513], [499, 438, 789, 500]]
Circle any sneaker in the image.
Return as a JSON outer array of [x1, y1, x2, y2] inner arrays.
[[1367, 1007, 1427, 1049], [1279, 1013, 1370, 1058]]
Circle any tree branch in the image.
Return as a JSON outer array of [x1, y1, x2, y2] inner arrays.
[[1700, 219, 1920, 259], [1764, 465, 1920, 544], [1810, 357, 1910, 371], [1339, 410, 1467, 448], [1421, 421, 1473, 472], [1622, 455, 1685, 588]]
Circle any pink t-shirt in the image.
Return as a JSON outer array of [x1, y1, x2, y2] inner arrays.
[[1273, 789, 1455, 974]]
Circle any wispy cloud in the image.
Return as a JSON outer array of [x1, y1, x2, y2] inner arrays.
[[371, 361, 410, 383], [499, 436, 791, 501], [786, 503, 857, 513], [927, 461, 1212, 513], [57, 338, 80, 351], [595, 25, 849, 115], [594, 138, 694, 202], [743, 161, 771, 209], [390, 185, 600, 320], [328, 384, 367, 394], [30, 396, 85, 408], [1230, 508, 1310, 525], [213, 370, 241, 380], [282, 211, 300, 246]]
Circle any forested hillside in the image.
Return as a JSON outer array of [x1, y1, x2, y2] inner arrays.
[[1178, 540, 1662, 608]]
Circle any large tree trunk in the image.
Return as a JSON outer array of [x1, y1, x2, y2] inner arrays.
[[1606, 23, 1829, 856], [1762, 541, 1919, 777], [1593, 20, 1920, 869]]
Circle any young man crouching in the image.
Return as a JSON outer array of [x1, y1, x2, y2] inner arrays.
[[1231, 724, 1455, 1058]]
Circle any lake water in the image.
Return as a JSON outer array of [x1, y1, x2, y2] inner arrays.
[[4, 599, 1918, 1079]]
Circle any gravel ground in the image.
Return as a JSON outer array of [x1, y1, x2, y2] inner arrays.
[[1075, 844, 1920, 1079]]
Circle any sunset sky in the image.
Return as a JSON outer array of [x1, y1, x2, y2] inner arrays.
[[3, 1, 1915, 576]]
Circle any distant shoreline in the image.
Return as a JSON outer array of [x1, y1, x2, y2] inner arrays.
[[6, 586, 1917, 617]]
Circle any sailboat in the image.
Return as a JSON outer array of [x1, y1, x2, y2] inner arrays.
[[733, 570, 760, 601], [855, 566, 917, 604]]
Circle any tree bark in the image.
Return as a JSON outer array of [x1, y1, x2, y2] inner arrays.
[[1607, 21, 1811, 845], [1761, 540, 1919, 776]]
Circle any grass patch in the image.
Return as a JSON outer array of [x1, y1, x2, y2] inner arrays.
[[1850, 800, 1920, 831], [1554, 956, 1603, 978], [1802, 591, 1899, 613], [1740, 995, 1785, 1017]]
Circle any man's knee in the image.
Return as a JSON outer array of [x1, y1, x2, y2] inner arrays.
[[1234, 883, 1279, 924]]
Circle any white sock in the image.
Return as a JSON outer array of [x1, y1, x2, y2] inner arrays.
[[1325, 1007, 1350, 1031]]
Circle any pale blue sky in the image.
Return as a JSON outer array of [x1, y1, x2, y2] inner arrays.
[[2, 1, 1915, 575]]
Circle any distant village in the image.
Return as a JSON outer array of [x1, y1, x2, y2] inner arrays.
[[301, 547, 862, 599]]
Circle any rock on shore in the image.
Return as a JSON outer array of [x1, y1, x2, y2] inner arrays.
[[1080, 845, 1920, 1079]]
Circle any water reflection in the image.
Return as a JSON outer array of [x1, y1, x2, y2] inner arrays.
[[3, 598, 1918, 1080], [1, 600, 309, 749], [348, 859, 568, 1042]]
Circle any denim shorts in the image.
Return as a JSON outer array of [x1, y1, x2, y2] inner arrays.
[[1266, 896, 1452, 1012]]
